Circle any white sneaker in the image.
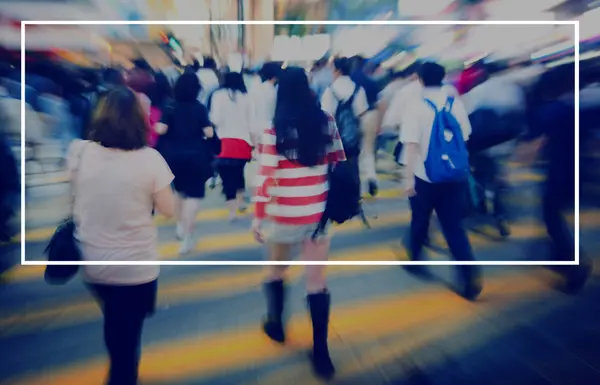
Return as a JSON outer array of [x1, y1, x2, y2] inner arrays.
[[179, 236, 196, 255], [176, 223, 183, 240]]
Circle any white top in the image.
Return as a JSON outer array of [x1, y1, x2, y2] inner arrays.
[[68, 140, 174, 285], [400, 87, 472, 183], [462, 77, 525, 115], [384, 80, 459, 164], [248, 80, 277, 138], [379, 79, 407, 107], [383, 80, 459, 131], [209, 88, 253, 145], [196, 68, 220, 106], [320, 75, 369, 118]]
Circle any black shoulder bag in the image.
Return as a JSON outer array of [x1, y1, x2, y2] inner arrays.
[[44, 142, 88, 285]]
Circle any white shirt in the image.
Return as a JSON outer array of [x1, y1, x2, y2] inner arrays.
[[379, 79, 407, 107], [210, 88, 253, 145], [383, 80, 458, 131], [249, 80, 277, 138], [400, 87, 472, 183], [320, 75, 369, 118], [196, 68, 220, 105], [462, 77, 525, 115]]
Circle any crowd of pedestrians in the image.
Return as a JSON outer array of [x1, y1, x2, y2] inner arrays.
[[0, 50, 596, 384]]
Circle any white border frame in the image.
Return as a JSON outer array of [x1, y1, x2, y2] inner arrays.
[[21, 20, 580, 266]]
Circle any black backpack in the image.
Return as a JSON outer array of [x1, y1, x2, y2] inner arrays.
[[312, 157, 369, 239], [332, 85, 362, 158]]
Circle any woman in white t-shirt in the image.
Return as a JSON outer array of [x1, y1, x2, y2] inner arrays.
[[68, 86, 175, 385], [210, 72, 253, 221]]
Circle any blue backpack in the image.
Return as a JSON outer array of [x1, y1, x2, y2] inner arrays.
[[423, 97, 470, 183]]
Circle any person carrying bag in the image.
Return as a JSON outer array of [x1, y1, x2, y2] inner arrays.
[[44, 142, 88, 285]]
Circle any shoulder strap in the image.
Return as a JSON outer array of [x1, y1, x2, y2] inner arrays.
[[424, 97, 455, 113], [332, 84, 359, 107], [444, 96, 455, 112], [423, 98, 438, 112]]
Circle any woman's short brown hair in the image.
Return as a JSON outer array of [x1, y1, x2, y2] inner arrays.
[[88, 86, 148, 150]]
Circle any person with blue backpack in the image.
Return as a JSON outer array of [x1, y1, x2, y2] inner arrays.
[[400, 62, 482, 301]]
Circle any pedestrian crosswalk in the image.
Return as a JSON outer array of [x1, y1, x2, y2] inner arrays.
[[1, 166, 598, 384]]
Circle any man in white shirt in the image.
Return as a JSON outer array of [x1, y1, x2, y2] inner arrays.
[[400, 61, 481, 301], [383, 63, 458, 165]]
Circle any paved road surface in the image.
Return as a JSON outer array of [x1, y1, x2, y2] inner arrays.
[[0, 163, 598, 384]]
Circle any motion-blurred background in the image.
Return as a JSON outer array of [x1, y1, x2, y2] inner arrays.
[[0, 1, 599, 385]]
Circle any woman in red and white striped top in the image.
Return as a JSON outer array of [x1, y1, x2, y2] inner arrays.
[[251, 67, 345, 381]]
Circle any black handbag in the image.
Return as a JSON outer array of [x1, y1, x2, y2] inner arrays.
[[44, 142, 87, 285]]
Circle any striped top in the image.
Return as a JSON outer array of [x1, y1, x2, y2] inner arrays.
[[253, 113, 346, 225]]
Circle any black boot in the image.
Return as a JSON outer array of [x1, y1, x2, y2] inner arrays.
[[307, 290, 335, 381], [262, 280, 286, 343]]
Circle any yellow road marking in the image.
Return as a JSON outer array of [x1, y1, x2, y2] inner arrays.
[[6, 271, 554, 385], [8, 209, 599, 285], [0, 246, 402, 335], [21, 168, 546, 243], [21, 187, 405, 242], [7, 211, 411, 283]]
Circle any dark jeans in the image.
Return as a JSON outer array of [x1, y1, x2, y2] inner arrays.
[[88, 280, 158, 385], [543, 176, 575, 263], [409, 177, 479, 284]]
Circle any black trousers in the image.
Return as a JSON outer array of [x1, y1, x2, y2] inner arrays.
[[217, 159, 247, 201], [88, 280, 158, 385], [543, 175, 575, 262], [409, 177, 479, 283]]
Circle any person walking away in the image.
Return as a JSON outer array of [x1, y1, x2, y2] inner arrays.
[[378, 69, 409, 154], [210, 72, 253, 221], [400, 62, 482, 301], [249, 62, 281, 147], [70, 86, 175, 385], [462, 63, 526, 236], [196, 57, 221, 106], [321, 57, 369, 184], [155, 73, 219, 255], [147, 72, 173, 148], [349, 55, 382, 196], [0, 109, 19, 243], [384, 62, 459, 166], [515, 64, 592, 293], [246, 62, 282, 201], [252, 67, 346, 381]]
